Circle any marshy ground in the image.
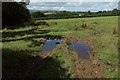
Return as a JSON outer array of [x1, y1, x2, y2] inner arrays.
[[1, 16, 118, 78]]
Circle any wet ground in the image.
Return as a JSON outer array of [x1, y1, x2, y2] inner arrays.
[[40, 39, 62, 53], [38, 36, 105, 78], [40, 39, 92, 60], [64, 36, 105, 78], [68, 41, 92, 60], [3, 35, 105, 78]]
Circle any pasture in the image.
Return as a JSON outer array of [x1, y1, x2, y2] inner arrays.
[[2, 16, 118, 78]]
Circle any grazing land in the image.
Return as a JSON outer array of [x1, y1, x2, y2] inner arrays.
[[2, 16, 118, 78]]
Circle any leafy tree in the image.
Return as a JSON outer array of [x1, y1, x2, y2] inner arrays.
[[112, 9, 119, 15], [88, 11, 91, 15], [2, 2, 31, 28]]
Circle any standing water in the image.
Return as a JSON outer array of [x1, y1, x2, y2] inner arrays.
[[68, 41, 92, 60], [40, 39, 62, 53], [40, 39, 92, 60]]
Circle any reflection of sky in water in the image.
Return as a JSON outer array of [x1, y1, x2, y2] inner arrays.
[[41, 39, 92, 60], [40, 39, 62, 53], [68, 41, 92, 60]]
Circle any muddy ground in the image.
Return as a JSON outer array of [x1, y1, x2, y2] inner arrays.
[[3, 35, 107, 79], [64, 35, 105, 78], [37, 35, 106, 78]]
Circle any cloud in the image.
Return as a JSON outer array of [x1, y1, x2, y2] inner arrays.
[[27, 2, 118, 12], [30, 0, 60, 2], [30, 0, 120, 2]]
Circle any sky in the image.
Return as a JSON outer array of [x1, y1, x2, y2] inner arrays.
[[27, 0, 120, 12], [30, 0, 119, 2]]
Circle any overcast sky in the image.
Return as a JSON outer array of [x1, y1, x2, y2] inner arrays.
[[27, 0, 119, 12], [30, 0, 119, 2]]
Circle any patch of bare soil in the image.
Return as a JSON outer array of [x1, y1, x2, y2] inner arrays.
[[36, 35, 106, 78], [64, 35, 105, 78], [70, 51, 104, 78]]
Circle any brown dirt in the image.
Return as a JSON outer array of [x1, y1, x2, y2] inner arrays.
[[70, 51, 104, 78], [64, 35, 105, 78], [36, 35, 106, 78]]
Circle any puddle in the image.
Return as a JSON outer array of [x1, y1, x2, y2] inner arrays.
[[68, 41, 92, 60], [40, 39, 92, 60], [40, 39, 62, 53]]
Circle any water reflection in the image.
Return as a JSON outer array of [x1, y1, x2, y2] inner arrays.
[[40, 39, 62, 53], [68, 41, 92, 60], [40, 39, 92, 60]]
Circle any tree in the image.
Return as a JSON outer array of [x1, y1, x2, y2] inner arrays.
[[2, 2, 31, 28], [88, 11, 91, 15], [31, 12, 45, 19], [112, 9, 119, 16]]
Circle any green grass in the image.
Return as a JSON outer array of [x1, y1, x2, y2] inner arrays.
[[2, 16, 118, 78]]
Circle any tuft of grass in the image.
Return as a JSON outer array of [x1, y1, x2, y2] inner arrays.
[[52, 44, 75, 78], [81, 21, 88, 28]]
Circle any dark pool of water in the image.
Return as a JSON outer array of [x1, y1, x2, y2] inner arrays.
[[40, 39, 92, 60], [40, 39, 62, 53], [68, 41, 92, 60]]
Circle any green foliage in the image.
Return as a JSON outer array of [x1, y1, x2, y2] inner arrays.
[[46, 11, 79, 19], [2, 2, 31, 28], [32, 9, 120, 20], [32, 11, 79, 20], [31, 11, 45, 19]]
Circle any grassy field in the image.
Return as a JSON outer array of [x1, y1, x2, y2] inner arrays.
[[2, 16, 118, 78]]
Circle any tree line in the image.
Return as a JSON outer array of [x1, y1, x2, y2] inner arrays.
[[2, 1, 120, 29], [31, 9, 120, 20]]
